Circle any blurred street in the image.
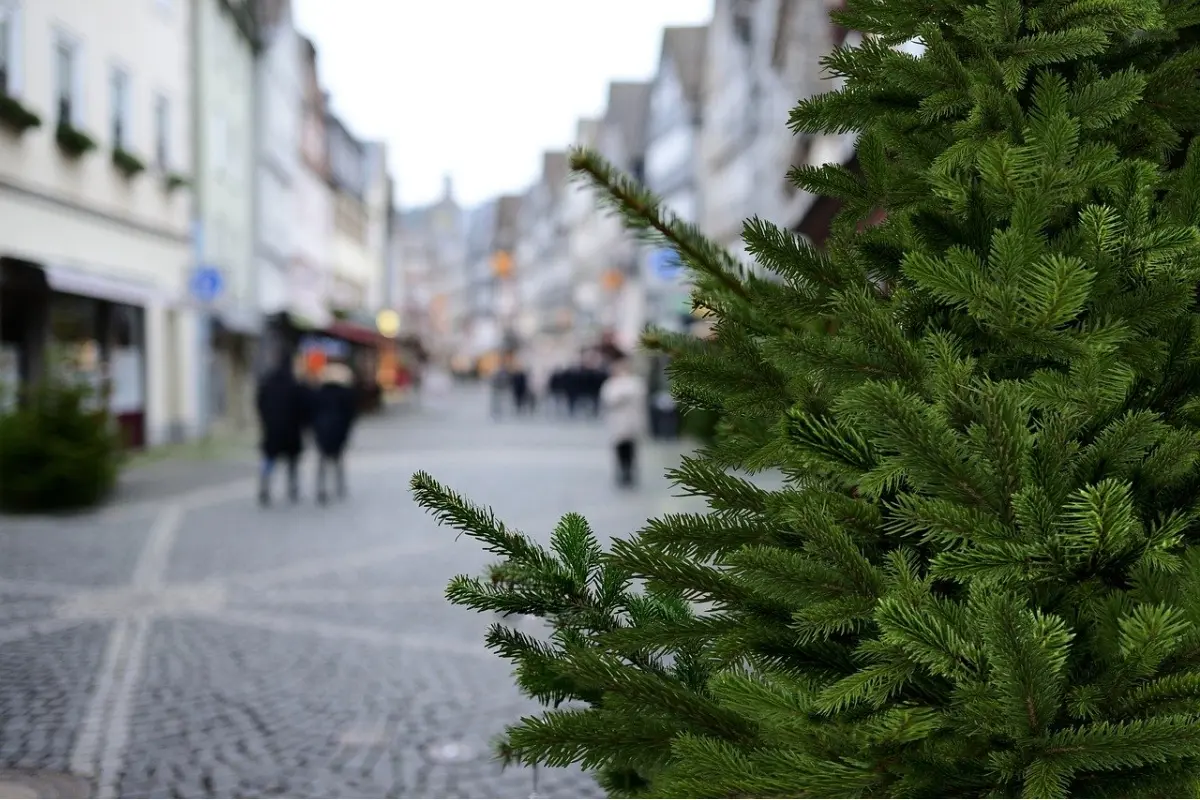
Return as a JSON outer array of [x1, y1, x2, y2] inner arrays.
[[0, 386, 702, 799]]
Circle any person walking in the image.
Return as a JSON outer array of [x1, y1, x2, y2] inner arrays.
[[510, 360, 531, 415], [490, 360, 511, 419], [584, 358, 609, 418], [599, 358, 648, 488], [311, 358, 359, 505], [563, 362, 583, 417], [256, 359, 310, 506]]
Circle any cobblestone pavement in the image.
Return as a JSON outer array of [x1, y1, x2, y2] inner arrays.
[[0, 387, 703, 799]]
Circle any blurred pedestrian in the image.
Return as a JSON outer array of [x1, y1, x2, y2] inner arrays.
[[563, 363, 584, 417], [311, 358, 359, 505], [256, 360, 309, 506], [490, 360, 510, 419], [547, 368, 565, 416], [599, 358, 648, 488], [583, 355, 608, 418], [510, 358, 531, 414]]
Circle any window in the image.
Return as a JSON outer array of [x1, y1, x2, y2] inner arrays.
[[153, 94, 169, 169], [54, 32, 81, 126], [110, 66, 129, 149], [0, 1, 20, 97]]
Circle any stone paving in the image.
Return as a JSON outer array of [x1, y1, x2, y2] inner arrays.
[[0, 387, 702, 798]]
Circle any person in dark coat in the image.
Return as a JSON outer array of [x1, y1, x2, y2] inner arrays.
[[256, 362, 309, 506], [548, 369, 565, 416], [563, 364, 585, 417], [311, 359, 359, 505], [510, 361, 531, 414], [583, 363, 608, 417], [490, 362, 510, 419]]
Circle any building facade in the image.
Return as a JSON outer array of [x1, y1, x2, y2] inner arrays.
[[362, 141, 392, 315], [699, 0, 762, 263], [326, 111, 372, 316], [514, 152, 570, 343], [253, 0, 305, 369], [291, 38, 333, 333], [0, 0, 198, 446], [392, 177, 466, 360], [593, 82, 651, 353], [753, 0, 858, 239], [642, 25, 708, 335], [461, 197, 499, 362], [563, 117, 604, 346], [194, 0, 257, 433]]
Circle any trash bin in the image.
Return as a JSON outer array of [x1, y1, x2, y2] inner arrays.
[[649, 390, 679, 439]]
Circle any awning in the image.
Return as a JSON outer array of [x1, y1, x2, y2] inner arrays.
[[44, 263, 165, 307], [326, 320, 380, 346]]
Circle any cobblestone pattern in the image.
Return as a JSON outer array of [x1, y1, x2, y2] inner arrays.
[[0, 623, 110, 774], [0, 391, 696, 798], [117, 619, 599, 799], [0, 518, 153, 588]]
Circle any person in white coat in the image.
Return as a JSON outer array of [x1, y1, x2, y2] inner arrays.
[[599, 358, 648, 488]]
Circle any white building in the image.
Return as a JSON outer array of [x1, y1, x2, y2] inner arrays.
[[326, 111, 374, 315], [392, 177, 467, 360], [461, 198, 501, 361], [514, 151, 571, 352], [563, 117, 605, 345], [292, 38, 333, 332], [253, 0, 306, 368], [642, 25, 708, 334], [0, 0, 198, 447], [592, 82, 651, 354], [194, 0, 257, 434], [752, 0, 859, 238], [699, 0, 762, 263], [362, 142, 393, 315]]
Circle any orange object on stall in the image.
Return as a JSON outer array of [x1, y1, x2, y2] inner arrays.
[[304, 348, 327, 379]]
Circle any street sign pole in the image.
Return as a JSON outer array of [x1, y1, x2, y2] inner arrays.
[[188, 256, 225, 440], [189, 221, 208, 442]]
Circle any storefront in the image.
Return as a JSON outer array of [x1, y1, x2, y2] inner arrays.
[[0, 259, 154, 448], [294, 315, 387, 413], [210, 308, 261, 433], [0, 259, 49, 410], [326, 317, 384, 412], [47, 292, 148, 448]]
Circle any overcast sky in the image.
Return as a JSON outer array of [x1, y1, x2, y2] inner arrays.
[[292, 0, 713, 210]]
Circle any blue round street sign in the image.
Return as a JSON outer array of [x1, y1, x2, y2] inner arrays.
[[650, 247, 683, 281], [189, 265, 224, 304]]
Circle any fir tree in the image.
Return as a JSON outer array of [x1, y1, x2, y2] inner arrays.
[[412, 0, 1200, 795]]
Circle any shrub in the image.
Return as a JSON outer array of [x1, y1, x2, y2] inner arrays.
[[0, 377, 122, 513]]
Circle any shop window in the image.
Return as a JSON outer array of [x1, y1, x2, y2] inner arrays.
[[49, 294, 98, 344], [111, 304, 143, 348], [108, 304, 144, 416]]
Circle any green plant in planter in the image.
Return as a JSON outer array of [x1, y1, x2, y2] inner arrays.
[[164, 172, 190, 193], [112, 148, 145, 179], [0, 94, 41, 135], [55, 122, 96, 159], [0, 375, 122, 513]]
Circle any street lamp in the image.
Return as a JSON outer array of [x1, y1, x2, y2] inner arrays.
[[375, 308, 401, 339]]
